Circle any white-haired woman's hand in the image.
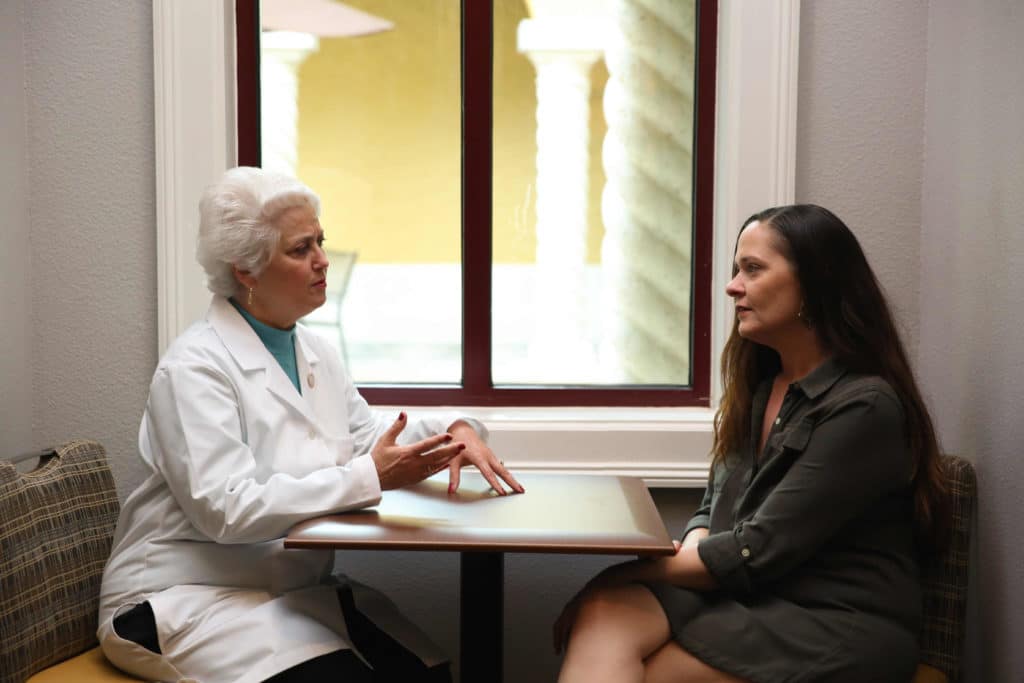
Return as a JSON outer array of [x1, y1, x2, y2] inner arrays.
[[371, 412, 466, 490], [444, 420, 525, 496]]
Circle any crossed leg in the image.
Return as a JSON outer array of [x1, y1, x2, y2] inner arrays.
[[643, 640, 748, 683], [558, 584, 747, 683]]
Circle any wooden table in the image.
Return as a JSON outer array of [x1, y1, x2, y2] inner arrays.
[[285, 472, 675, 682]]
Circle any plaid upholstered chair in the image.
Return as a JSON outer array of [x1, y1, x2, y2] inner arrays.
[[913, 455, 977, 683], [0, 440, 143, 683]]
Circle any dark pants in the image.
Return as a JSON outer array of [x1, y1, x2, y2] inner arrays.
[[112, 590, 452, 683], [264, 650, 374, 682]]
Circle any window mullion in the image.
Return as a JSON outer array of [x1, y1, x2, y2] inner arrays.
[[689, 0, 718, 403], [236, 0, 260, 167], [461, 0, 494, 397]]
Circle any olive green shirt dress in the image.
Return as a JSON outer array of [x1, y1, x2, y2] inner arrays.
[[645, 359, 921, 682]]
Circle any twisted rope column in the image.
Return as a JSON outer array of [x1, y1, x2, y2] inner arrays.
[[600, 0, 696, 384]]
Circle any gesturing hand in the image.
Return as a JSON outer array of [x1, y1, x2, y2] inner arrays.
[[445, 420, 525, 496], [372, 412, 465, 490]]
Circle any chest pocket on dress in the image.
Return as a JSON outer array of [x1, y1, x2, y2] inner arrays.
[[780, 419, 813, 452]]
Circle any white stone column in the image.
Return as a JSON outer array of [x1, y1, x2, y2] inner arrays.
[[260, 31, 319, 176], [600, 0, 696, 384], [518, 19, 604, 382]]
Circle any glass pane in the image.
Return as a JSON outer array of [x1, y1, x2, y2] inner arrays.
[[492, 0, 697, 386], [260, 0, 462, 384]]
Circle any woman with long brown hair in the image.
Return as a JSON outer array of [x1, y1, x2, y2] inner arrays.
[[555, 204, 949, 682]]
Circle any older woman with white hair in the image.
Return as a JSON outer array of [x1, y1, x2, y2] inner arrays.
[[97, 166, 522, 683]]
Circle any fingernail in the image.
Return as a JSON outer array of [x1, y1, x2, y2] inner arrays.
[[457, 443, 466, 451], [399, 411, 406, 421], [444, 434, 453, 441], [448, 484, 455, 494]]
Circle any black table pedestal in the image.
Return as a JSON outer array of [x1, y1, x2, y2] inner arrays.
[[460, 551, 504, 682]]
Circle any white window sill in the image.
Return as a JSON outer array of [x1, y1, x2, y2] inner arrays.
[[385, 405, 715, 488]]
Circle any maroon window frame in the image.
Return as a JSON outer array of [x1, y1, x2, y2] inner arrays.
[[235, 0, 717, 407]]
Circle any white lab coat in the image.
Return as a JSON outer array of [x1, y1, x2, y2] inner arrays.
[[98, 296, 477, 683]]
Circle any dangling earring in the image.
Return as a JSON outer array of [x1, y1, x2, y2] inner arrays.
[[798, 302, 813, 327], [247, 287, 254, 306]]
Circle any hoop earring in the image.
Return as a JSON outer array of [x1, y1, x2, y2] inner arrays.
[[247, 287, 254, 306]]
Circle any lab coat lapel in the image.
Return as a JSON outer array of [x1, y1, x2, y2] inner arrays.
[[294, 329, 322, 407], [207, 296, 319, 424], [263, 357, 317, 424]]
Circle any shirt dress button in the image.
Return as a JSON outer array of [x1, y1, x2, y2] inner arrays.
[[774, 417, 781, 425], [308, 428, 316, 439], [741, 547, 751, 558]]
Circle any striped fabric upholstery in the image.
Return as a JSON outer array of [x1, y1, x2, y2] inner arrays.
[[0, 440, 120, 683], [918, 455, 976, 682]]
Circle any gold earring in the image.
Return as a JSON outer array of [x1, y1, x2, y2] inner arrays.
[[247, 288, 254, 306]]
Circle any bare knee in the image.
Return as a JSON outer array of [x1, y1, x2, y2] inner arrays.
[[559, 585, 672, 683], [573, 587, 627, 630], [643, 642, 748, 683], [569, 585, 669, 658]]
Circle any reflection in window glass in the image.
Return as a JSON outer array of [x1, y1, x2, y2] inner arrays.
[[260, 0, 462, 384], [492, 0, 697, 386]]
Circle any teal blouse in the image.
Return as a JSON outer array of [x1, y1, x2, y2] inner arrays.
[[229, 298, 301, 394]]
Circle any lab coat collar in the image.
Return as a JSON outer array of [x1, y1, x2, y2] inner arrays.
[[207, 296, 321, 421]]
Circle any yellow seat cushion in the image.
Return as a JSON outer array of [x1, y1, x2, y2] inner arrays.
[[25, 646, 145, 683], [911, 662, 949, 683]]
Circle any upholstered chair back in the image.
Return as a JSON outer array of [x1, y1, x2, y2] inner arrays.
[[0, 440, 120, 683], [915, 455, 977, 683]]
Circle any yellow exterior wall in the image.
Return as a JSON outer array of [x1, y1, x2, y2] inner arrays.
[[294, 0, 607, 264]]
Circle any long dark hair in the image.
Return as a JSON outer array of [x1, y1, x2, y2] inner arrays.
[[713, 204, 950, 551]]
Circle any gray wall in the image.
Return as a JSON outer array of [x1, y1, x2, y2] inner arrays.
[[0, 0, 32, 457], [917, 2, 1024, 680], [21, 0, 157, 498], [795, 0, 929, 353], [3, 0, 1022, 680]]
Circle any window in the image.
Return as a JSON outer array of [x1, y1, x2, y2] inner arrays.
[[236, 0, 717, 407], [153, 0, 799, 483]]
